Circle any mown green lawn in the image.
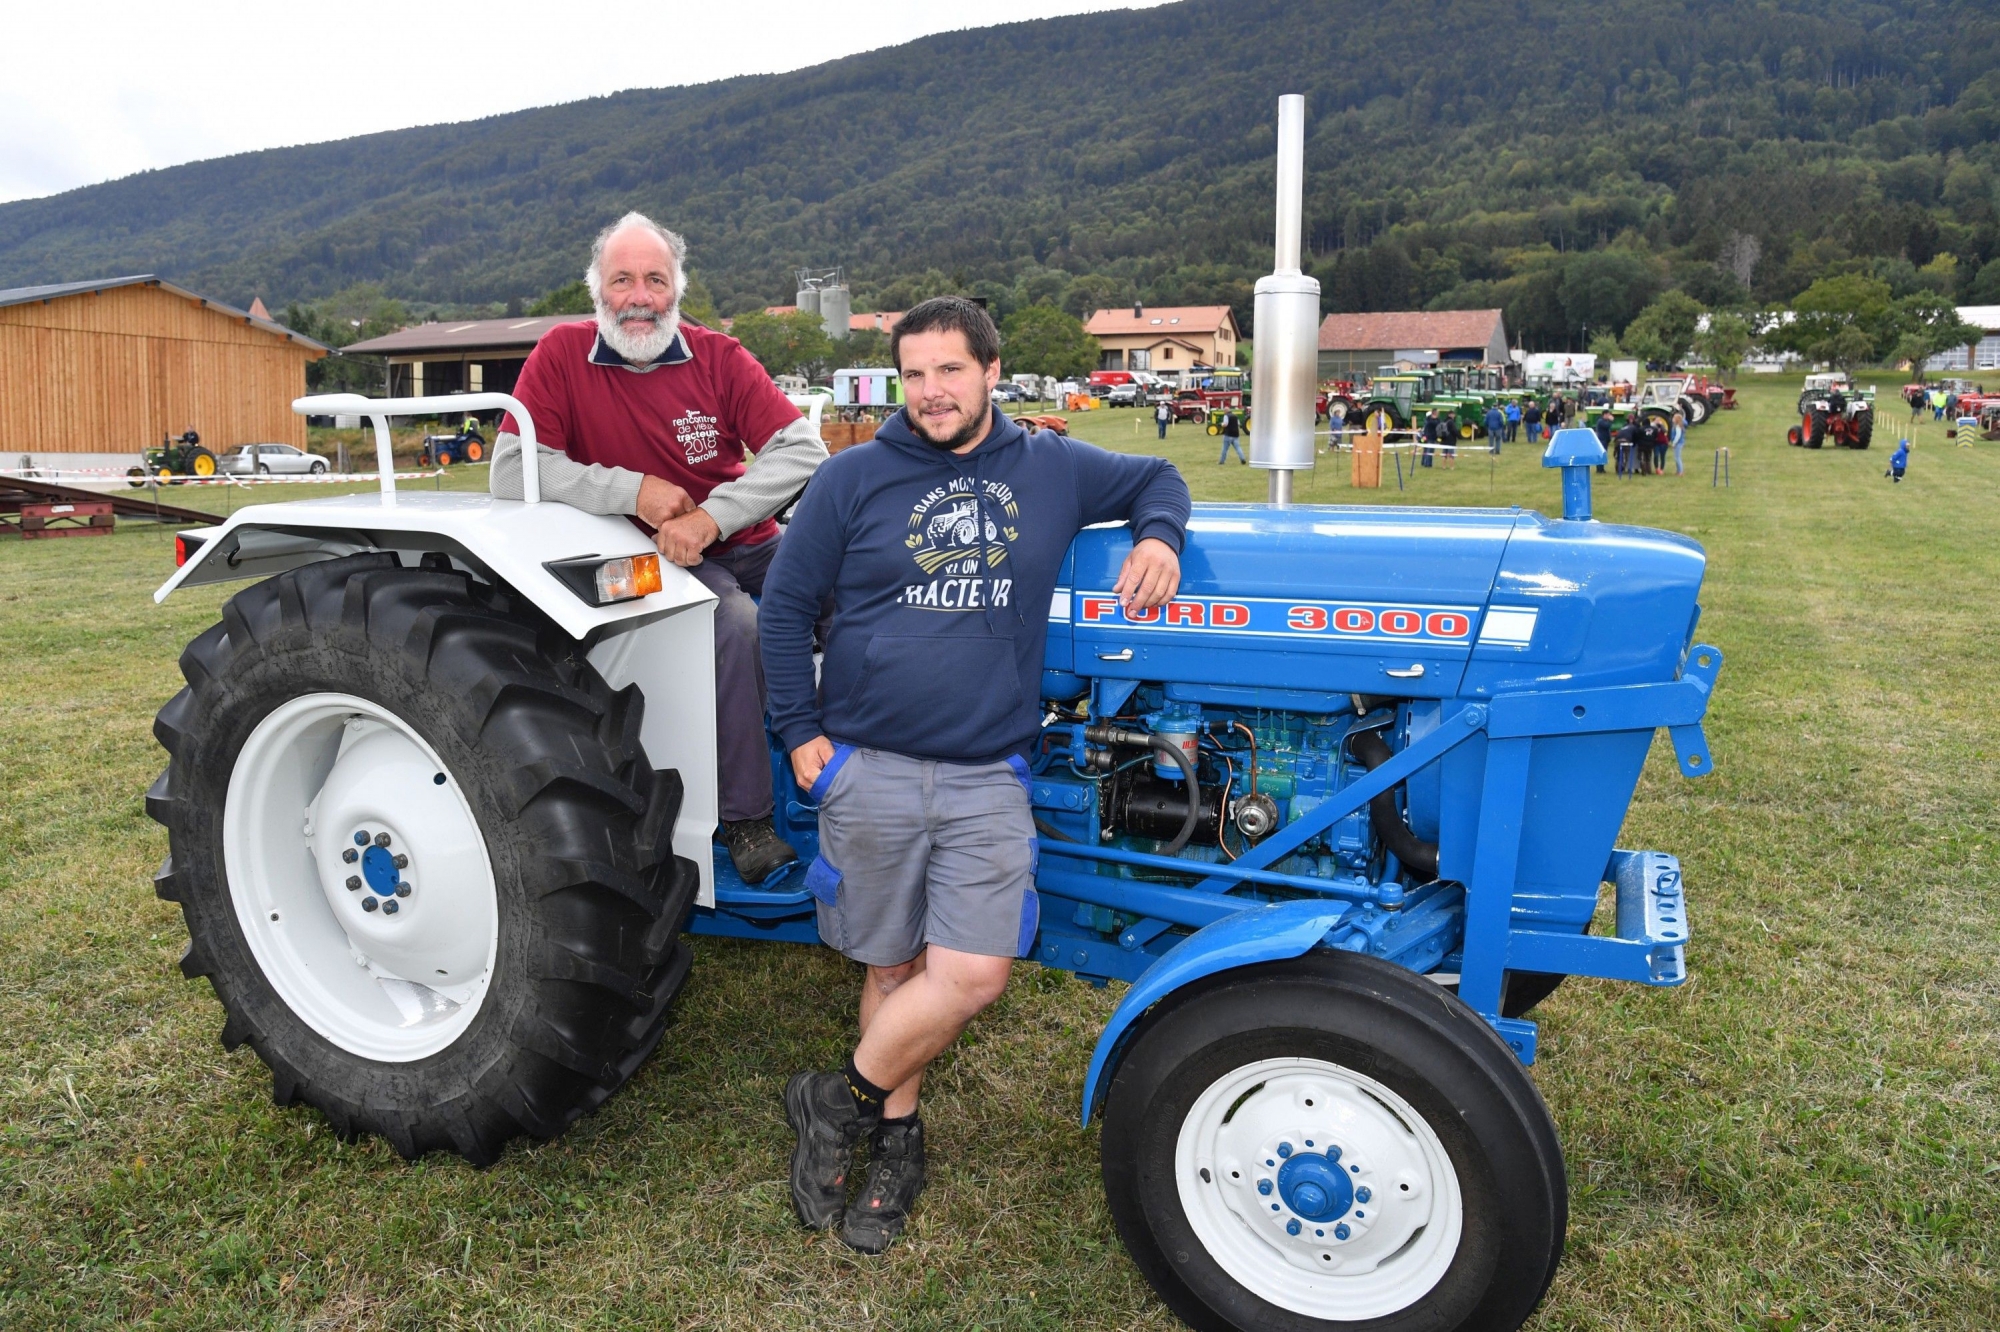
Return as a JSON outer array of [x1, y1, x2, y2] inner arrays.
[[2, 376, 1995, 1329]]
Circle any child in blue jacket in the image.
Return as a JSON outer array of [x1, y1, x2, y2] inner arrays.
[[1886, 438, 1910, 482]]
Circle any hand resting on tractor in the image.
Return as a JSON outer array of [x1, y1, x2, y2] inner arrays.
[[1115, 536, 1181, 613]]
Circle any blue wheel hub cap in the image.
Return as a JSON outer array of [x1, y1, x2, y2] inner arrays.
[[1277, 1152, 1354, 1223], [361, 844, 401, 897]]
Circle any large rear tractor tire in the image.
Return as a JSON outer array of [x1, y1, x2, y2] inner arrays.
[[1362, 405, 1401, 435], [1101, 951, 1565, 1332], [1806, 411, 1827, 449], [1682, 394, 1709, 427], [148, 552, 699, 1165], [1853, 410, 1873, 449]]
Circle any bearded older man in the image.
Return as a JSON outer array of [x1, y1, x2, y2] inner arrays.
[[491, 211, 828, 883]]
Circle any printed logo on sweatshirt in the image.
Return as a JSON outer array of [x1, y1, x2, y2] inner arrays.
[[673, 409, 721, 465], [898, 476, 1020, 610]]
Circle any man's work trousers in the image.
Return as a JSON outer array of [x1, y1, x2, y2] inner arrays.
[[689, 533, 783, 823]]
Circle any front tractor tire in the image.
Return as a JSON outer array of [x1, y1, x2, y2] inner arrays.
[[1101, 952, 1565, 1332], [148, 553, 699, 1165]]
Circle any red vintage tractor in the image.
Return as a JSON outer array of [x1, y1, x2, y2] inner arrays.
[[1786, 374, 1874, 449]]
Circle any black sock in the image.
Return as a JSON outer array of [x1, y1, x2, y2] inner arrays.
[[880, 1110, 919, 1128], [843, 1053, 892, 1119]]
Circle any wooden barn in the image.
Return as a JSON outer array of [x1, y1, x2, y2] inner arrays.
[[0, 275, 328, 471]]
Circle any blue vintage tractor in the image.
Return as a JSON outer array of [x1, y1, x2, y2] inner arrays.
[[154, 392, 1710, 1330], [147, 97, 1717, 1328]]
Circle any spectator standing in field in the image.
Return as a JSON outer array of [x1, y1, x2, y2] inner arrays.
[[1484, 403, 1506, 455], [1887, 437, 1910, 482], [1614, 419, 1639, 477], [1650, 415, 1669, 473], [1523, 399, 1544, 447], [761, 297, 1188, 1255], [1154, 397, 1171, 440], [1931, 386, 1947, 420], [1910, 388, 1925, 425], [1504, 397, 1522, 442], [1218, 409, 1246, 464], [1420, 409, 1439, 467], [1945, 390, 1960, 422], [1670, 410, 1686, 475], [1593, 409, 1615, 474]]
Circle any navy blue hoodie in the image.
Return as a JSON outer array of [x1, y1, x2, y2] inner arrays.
[[761, 409, 1190, 765]]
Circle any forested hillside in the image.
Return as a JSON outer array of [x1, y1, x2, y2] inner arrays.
[[2, 0, 1996, 350]]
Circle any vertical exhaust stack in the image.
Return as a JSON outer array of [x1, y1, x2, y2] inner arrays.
[[1249, 94, 1322, 506]]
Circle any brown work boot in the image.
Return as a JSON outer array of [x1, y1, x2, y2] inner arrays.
[[722, 816, 797, 884]]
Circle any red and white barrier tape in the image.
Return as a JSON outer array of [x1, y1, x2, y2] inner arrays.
[[3, 466, 459, 484]]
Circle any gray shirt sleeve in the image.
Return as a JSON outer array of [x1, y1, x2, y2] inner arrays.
[[698, 415, 829, 539], [489, 431, 644, 515], [489, 416, 827, 532]]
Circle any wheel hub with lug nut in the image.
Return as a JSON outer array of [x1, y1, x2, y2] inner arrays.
[[1179, 1057, 1464, 1320], [224, 692, 498, 1061]]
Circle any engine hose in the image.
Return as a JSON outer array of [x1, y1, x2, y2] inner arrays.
[[1348, 729, 1441, 880], [1150, 735, 1201, 856]]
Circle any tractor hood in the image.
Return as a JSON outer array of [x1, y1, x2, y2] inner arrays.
[[1048, 501, 1705, 700]]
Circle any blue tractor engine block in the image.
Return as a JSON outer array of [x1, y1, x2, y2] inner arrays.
[[1026, 694, 1463, 981]]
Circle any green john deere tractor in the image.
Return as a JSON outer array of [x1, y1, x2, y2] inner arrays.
[[127, 430, 218, 487]]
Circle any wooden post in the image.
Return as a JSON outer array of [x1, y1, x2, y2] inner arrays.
[[1350, 431, 1382, 488]]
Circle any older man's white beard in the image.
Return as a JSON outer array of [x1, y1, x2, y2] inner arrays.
[[596, 301, 681, 363]]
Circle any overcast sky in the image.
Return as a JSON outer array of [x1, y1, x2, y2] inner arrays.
[[0, 0, 1175, 205]]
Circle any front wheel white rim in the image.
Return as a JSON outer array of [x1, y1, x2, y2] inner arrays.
[[223, 692, 500, 1062], [1176, 1056, 1465, 1320]]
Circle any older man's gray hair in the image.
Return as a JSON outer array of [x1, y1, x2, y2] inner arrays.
[[585, 212, 688, 301]]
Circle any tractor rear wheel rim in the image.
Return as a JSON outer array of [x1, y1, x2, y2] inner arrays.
[[1176, 1055, 1464, 1320], [223, 692, 499, 1062]]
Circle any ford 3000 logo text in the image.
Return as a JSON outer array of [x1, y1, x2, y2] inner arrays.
[[1073, 594, 1477, 643]]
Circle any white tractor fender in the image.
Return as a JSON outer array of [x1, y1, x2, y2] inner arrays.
[[144, 388, 834, 908]]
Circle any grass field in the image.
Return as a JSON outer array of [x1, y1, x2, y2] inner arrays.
[[3, 377, 1996, 1330]]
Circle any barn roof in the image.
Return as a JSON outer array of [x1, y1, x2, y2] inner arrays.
[[1317, 309, 1505, 352], [344, 314, 588, 356], [0, 274, 330, 352]]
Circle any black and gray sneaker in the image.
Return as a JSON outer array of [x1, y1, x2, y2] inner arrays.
[[784, 1071, 873, 1230], [723, 816, 797, 885], [840, 1117, 927, 1254]]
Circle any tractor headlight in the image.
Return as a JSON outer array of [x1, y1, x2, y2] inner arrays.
[[544, 553, 664, 606]]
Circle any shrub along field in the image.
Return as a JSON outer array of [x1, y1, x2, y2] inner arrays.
[[1, 376, 1995, 1329]]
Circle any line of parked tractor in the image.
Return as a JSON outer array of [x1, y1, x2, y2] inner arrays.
[[117, 367, 1986, 491], [1069, 363, 1743, 444]]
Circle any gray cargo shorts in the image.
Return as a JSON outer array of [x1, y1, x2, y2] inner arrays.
[[805, 745, 1040, 967]]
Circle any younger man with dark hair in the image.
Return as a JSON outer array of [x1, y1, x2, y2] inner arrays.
[[759, 296, 1189, 1254]]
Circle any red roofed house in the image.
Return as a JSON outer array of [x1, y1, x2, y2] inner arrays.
[[1084, 304, 1239, 373], [757, 306, 904, 336], [1316, 309, 1508, 378]]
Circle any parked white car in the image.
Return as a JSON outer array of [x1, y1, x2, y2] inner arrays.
[[221, 443, 330, 476]]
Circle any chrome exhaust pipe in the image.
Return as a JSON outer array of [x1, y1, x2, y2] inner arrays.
[[1248, 94, 1321, 506]]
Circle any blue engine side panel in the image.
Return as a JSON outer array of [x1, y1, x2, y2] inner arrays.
[[1462, 513, 1708, 696], [1056, 504, 1521, 699]]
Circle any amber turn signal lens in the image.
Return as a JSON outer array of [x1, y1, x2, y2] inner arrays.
[[593, 553, 663, 604]]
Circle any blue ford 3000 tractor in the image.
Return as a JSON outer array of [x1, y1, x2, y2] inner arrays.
[[144, 99, 1719, 1332]]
